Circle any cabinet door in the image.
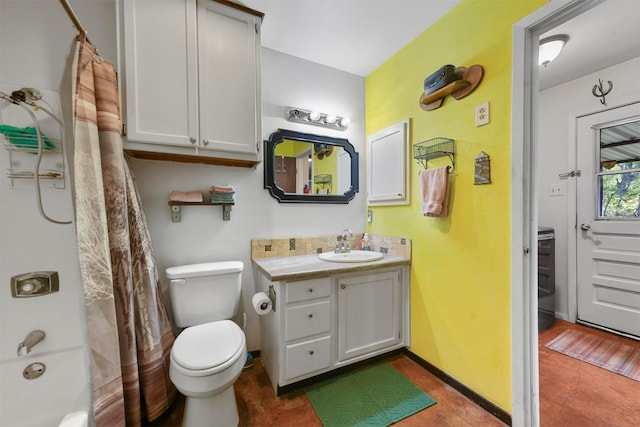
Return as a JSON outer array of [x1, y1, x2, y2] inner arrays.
[[120, 0, 199, 147], [367, 119, 410, 205], [337, 270, 402, 361], [197, 0, 261, 158]]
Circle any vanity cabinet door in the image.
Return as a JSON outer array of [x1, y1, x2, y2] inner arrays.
[[337, 270, 402, 361]]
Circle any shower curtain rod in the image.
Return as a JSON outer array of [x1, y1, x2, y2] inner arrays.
[[58, 0, 92, 45]]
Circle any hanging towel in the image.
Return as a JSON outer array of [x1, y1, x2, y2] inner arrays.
[[420, 166, 450, 217], [169, 191, 203, 203]]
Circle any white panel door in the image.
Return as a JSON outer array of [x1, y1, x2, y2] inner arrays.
[[121, 0, 198, 146], [367, 119, 410, 205], [576, 102, 640, 337], [197, 0, 260, 157]]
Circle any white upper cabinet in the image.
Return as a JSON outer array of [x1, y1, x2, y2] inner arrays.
[[118, 0, 263, 167], [367, 119, 410, 205]]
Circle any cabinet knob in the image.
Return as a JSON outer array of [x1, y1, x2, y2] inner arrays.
[[307, 313, 313, 318], [202, 139, 209, 146], [308, 350, 315, 355], [308, 288, 314, 293], [189, 137, 196, 144], [340, 284, 346, 290]]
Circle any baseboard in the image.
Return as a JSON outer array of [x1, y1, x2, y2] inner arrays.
[[402, 349, 512, 426]]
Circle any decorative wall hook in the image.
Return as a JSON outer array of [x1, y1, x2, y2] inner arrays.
[[592, 79, 612, 105]]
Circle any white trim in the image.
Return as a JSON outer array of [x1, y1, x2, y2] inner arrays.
[[511, 1, 605, 426]]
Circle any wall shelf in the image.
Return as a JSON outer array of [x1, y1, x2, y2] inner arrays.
[[314, 174, 332, 187], [413, 137, 455, 171], [168, 201, 234, 222]]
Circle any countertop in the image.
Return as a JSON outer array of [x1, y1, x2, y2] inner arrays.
[[252, 252, 411, 282]]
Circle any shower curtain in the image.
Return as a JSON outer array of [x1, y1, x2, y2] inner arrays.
[[70, 35, 176, 426]]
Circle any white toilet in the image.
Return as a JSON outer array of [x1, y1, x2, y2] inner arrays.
[[166, 261, 247, 427]]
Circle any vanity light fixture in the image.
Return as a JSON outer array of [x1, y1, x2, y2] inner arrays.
[[539, 34, 569, 67], [285, 107, 349, 131]]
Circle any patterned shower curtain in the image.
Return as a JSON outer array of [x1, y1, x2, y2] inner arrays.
[[70, 35, 176, 426]]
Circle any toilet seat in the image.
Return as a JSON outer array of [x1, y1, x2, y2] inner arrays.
[[172, 320, 245, 376]]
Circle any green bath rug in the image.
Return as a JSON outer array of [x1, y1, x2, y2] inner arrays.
[[304, 363, 436, 427]]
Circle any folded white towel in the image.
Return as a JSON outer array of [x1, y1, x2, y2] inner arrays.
[[420, 166, 450, 217]]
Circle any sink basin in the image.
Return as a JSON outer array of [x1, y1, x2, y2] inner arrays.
[[318, 250, 384, 263]]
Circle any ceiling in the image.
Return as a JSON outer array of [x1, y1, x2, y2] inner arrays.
[[241, 0, 640, 90]]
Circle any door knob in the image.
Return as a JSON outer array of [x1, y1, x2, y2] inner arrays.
[[579, 223, 591, 231]]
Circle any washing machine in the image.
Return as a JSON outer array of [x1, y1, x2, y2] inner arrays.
[[537, 227, 556, 330]]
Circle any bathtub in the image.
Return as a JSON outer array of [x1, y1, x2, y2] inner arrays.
[[0, 346, 91, 427]]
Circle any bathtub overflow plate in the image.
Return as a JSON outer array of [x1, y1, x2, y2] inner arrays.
[[23, 362, 46, 380]]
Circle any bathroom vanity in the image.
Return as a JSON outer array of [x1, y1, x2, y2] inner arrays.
[[252, 250, 410, 393]]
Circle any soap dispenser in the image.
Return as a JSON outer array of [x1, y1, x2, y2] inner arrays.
[[362, 233, 370, 251]]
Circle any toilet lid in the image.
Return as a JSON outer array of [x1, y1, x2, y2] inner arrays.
[[172, 320, 244, 371]]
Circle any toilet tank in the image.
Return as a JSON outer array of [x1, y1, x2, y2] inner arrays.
[[166, 261, 243, 328]]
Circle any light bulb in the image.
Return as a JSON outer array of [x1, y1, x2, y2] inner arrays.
[[308, 111, 321, 121], [325, 114, 337, 124], [339, 117, 350, 127]]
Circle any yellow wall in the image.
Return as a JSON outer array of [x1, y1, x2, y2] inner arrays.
[[365, 0, 545, 412]]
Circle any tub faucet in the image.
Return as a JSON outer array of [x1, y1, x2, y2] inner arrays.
[[17, 330, 45, 357], [340, 229, 353, 253]]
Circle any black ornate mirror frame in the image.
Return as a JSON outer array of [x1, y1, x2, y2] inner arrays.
[[264, 128, 359, 203]]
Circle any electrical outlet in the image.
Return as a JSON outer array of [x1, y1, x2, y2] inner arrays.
[[475, 102, 489, 126], [548, 182, 566, 197]]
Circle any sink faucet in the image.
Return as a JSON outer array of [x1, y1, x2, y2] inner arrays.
[[17, 330, 45, 357], [340, 229, 353, 253]]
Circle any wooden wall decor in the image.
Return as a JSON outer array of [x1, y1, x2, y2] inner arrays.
[[419, 65, 484, 111]]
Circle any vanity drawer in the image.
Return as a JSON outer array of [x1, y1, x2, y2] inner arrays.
[[285, 300, 331, 341], [285, 335, 331, 380], [286, 277, 331, 303]]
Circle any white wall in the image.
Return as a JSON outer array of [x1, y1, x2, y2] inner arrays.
[[130, 47, 366, 350], [0, 1, 116, 425], [537, 56, 640, 321]]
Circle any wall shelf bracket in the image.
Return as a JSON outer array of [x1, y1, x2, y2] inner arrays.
[[168, 201, 234, 222]]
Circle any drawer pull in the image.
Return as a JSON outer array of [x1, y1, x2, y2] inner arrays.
[[308, 350, 315, 355], [307, 313, 314, 318]]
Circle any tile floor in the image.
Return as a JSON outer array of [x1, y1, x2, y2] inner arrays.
[[538, 320, 640, 427], [147, 321, 640, 426]]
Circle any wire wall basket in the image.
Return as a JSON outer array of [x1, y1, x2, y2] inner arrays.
[[413, 137, 455, 171]]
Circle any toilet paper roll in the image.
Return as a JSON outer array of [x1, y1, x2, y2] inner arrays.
[[252, 292, 272, 315]]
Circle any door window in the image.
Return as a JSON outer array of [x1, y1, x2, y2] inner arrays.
[[597, 119, 640, 218]]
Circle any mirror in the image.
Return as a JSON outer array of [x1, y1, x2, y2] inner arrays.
[[264, 128, 359, 203]]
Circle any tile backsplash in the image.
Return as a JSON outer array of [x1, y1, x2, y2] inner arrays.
[[251, 234, 411, 259]]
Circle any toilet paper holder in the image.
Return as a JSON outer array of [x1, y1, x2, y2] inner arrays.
[[268, 285, 276, 311]]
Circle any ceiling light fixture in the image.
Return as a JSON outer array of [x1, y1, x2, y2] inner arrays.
[[285, 107, 349, 131], [539, 34, 569, 67]]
